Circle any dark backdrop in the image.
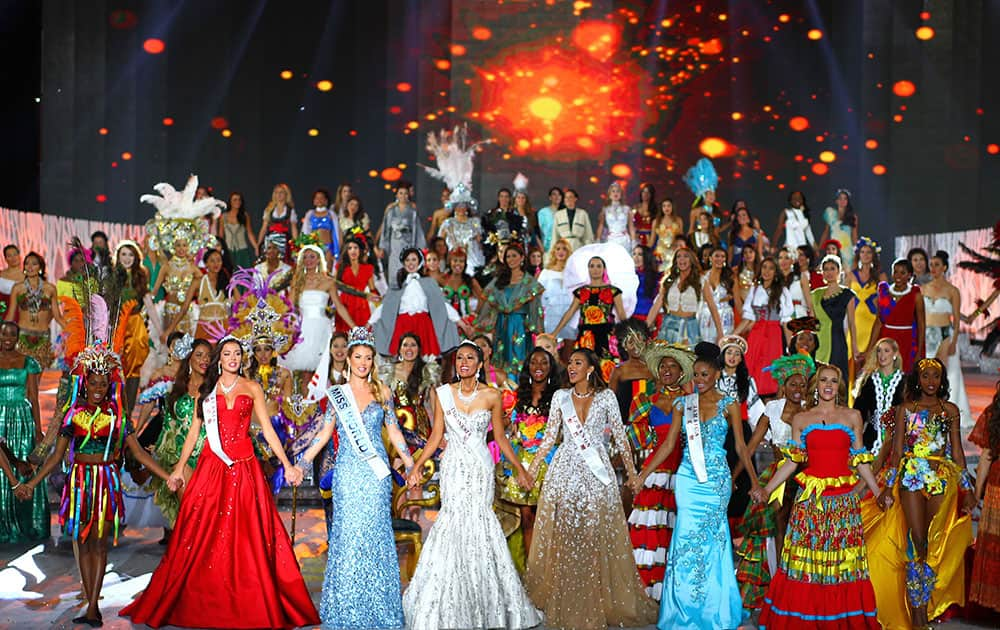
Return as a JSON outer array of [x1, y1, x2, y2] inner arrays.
[[2, 0, 997, 248]]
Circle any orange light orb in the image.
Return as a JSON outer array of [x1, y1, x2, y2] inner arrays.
[[316, 80, 333, 92], [435, 59, 451, 71], [788, 116, 810, 132], [611, 163, 632, 178], [577, 137, 594, 149], [307, 128, 319, 137], [893, 80, 916, 97], [96, 194, 107, 203], [731, 112, 743, 121], [807, 29, 823, 40], [406, 121, 419, 130], [988, 144, 999, 155], [98, 127, 108, 135], [368, 170, 379, 178], [143, 38, 165, 54], [915, 26, 935, 40], [472, 26, 492, 40], [162, 117, 174, 126], [221, 129, 232, 138], [872, 164, 887, 175], [450, 44, 467, 56], [699, 38, 723, 55], [529, 96, 563, 121], [121, 151, 133, 160], [811, 163, 828, 175], [516, 139, 531, 151], [819, 150, 836, 163], [864, 139, 878, 150], [778, 14, 790, 23], [699, 137, 730, 158], [210, 117, 228, 129], [396, 82, 412, 93], [381, 167, 402, 182], [571, 21, 621, 60], [279, 70, 293, 80]]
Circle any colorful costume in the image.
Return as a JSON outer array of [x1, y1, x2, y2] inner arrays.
[[742, 285, 793, 395], [499, 396, 556, 506], [302, 206, 339, 259], [152, 393, 204, 526], [379, 361, 440, 454], [0, 356, 49, 543], [875, 282, 921, 371], [970, 406, 1000, 611], [698, 275, 735, 343], [813, 286, 857, 380], [475, 274, 544, 378], [573, 285, 622, 366], [263, 206, 297, 263], [603, 203, 632, 250], [759, 425, 878, 629], [850, 269, 880, 361]]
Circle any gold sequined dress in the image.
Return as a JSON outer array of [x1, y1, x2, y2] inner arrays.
[[526, 388, 658, 630]]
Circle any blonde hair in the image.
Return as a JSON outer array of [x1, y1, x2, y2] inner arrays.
[[808, 362, 848, 407], [851, 337, 901, 399], [346, 344, 389, 413], [265, 183, 294, 215], [546, 238, 573, 271], [291, 245, 327, 300]]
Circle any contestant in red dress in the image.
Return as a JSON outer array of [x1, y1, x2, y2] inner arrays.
[[121, 337, 318, 629], [335, 238, 377, 333], [867, 258, 925, 372]]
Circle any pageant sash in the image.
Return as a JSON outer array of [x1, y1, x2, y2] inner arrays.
[[682, 394, 708, 483], [436, 384, 474, 442], [328, 385, 390, 480], [203, 386, 234, 467], [559, 391, 612, 486]]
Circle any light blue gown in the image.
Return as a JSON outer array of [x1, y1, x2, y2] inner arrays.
[[319, 397, 404, 630], [658, 395, 746, 629]]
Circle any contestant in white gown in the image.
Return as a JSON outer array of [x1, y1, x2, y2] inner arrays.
[[922, 250, 972, 427], [403, 341, 541, 630]]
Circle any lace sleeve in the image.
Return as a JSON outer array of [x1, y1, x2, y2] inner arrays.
[[607, 391, 637, 478], [529, 391, 563, 479]]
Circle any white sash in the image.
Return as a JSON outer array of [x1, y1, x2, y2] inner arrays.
[[682, 394, 709, 483], [558, 391, 612, 486], [327, 385, 390, 480], [436, 384, 473, 442], [202, 386, 234, 467]]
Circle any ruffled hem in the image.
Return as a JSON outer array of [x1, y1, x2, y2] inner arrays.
[[759, 570, 879, 629]]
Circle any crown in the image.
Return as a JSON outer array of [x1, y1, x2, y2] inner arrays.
[[718, 334, 748, 356], [347, 326, 376, 349], [73, 342, 123, 375]]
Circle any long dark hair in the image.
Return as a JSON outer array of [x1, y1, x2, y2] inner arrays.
[[451, 340, 489, 384], [168, 338, 212, 410], [906, 358, 951, 401], [788, 190, 811, 219], [23, 251, 46, 280], [397, 332, 427, 401], [114, 243, 148, 302], [547, 187, 565, 210], [837, 190, 857, 228], [635, 245, 659, 300], [495, 243, 527, 289], [202, 249, 231, 293], [720, 343, 750, 403], [336, 238, 366, 282], [198, 338, 244, 418], [707, 246, 734, 294], [728, 205, 756, 250], [395, 247, 426, 288], [229, 191, 249, 226], [639, 184, 657, 217], [758, 257, 785, 312], [515, 347, 560, 414], [569, 348, 608, 390]]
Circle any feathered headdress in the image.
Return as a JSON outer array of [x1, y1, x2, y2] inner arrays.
[[420, 124, 493, 210], [683, 158, 719, 199], [141, 174, 223, 255], [766, 353, 816, 386], [958, 220, 1000, 290], [222, 268, 301, 357]]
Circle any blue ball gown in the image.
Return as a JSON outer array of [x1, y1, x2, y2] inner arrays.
[[658, 395, 747, 629], [319, 397, 405, 630]]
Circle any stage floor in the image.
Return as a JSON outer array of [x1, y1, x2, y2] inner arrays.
[[0, 369, 998, 629]]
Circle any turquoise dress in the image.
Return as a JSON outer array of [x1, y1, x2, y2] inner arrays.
[[0, 356, 49, 543], [319, 396, 404, 629], [475, 274, 544, 380], [658, 395, 746, 629]]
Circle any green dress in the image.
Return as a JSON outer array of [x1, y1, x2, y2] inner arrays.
[[153, 393, 206, 526], [474, 274, 545, 379], [0, 356, 50, 543]]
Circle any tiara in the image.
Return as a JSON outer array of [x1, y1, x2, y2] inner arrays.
[[171, 333, 195, 360], [347, 326, 376, 349], [73, 342, 123, 375]]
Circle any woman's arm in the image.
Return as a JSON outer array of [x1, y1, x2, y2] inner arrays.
[[744, 413, 772, 457], [702, 279, 723, 337], [915, 291, 926, 359], [632, 412, 683, 490], [847, 297, 860, 360], [297, 404, 336, 467], [552, 297, 581, 337], [408, 388, 446, 486], [257, 211, 270, 246], [125, 434, 170, 481], [48, 285, 67, 328], [327, 281, 357, 328], [613, 292, 627, 322], [646, 283, 665, 328], [164, 278, 200, 338], [250, 382, 300, 484], [150, 266, 167, 301], [490, 390, 531, 487], [728, 401, 759, 487], [527, 395, 562, 481], [851, 413, 882, 498], [245, 215, 259, 253], [976, 448, 992, 501], [18, 435, 71, 496], [596, 209, 606, 241], [948, 285, 962, 356]]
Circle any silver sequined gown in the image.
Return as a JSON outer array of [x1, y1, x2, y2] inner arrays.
[[402, 401, 541, 630], [526, 389, 658, 630]]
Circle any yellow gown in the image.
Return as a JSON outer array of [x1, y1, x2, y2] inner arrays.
[[849, 270, 879, 358]]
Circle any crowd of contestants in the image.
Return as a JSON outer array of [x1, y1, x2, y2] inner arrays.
[[0, 173, 996, 630]]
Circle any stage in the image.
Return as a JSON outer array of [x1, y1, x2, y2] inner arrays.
[[0, 368, 997, 629]]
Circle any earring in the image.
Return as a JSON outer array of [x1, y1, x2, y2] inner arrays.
[[476, 367, 482, 381], [367, 370, 372, 383], [218, 363, 222, 374], [813, 389, 819, 405], [188, 364, 192, 375]]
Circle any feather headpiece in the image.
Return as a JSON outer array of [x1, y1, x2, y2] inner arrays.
[[222, 268, 301, 357], [141, 174, 223, 255], [683, 158, 719, 198], [420, 124, 493, 210]]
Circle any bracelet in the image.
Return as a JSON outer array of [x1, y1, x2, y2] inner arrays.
[[884, 467, 898, 488], [960, 469, 975, 491], [11, 482, 21, 490]]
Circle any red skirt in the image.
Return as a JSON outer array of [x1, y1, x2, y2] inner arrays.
[[336, 292, 371, 333], [390, 311, 441, 356], [746, 319, 783, 396], [119, 440, 319, 629], [629, 424, 680, 594]]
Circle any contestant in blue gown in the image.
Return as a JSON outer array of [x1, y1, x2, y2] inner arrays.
[[633, 344, 755, 629], [297, 328, 415, 630]]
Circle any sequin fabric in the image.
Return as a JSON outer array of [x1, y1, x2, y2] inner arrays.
[[402, 404, 541, 630], [320, 399, 404, 629], [526, 389, 658, 630]]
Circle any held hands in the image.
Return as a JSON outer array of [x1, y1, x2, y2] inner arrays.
[[515, 468, 534, 490], [962, 490, 978, 514], [167, 469, 185, 493], [406, 467, 423, 489], [285, 465, 304, 487], [875, 488, 894, 511], [13, 482, 34, 501], [750, 485, 768, 504], [628, 471, 647, 494]]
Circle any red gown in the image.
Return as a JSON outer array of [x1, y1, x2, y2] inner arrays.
[[876, 282, 921, 372], [336, 263, 374, 333], [120, 394, 319, 629]]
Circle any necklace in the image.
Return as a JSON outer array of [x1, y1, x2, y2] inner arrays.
[[572, 387, 593, 398], [887, 283, 910, 298], [219, 376, 239, 395], [457, 380, 478, 404], [23, 278, 45, 323]]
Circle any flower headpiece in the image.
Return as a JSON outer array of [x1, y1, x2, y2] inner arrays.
[[347, 326, 376, 350], [72, 341, 123, 376], [420, 124, 493, 210], [854, 236, 881, 256], [835, 188, 852, 199], [766, 353, 816, 386], [140, 174, 223, 255], [222, 268, 301, 358], [718, 334, 748, 356], [820, 252, 843, 269], [342, 226, 369, 253], [683, 158, 719, 199], [641, 341, 696, 386]]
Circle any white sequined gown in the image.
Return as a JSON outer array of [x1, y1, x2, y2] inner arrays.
[[402, 403, 541, 630], [525, 389, 657, 630], [604, 204, 632, 251]]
